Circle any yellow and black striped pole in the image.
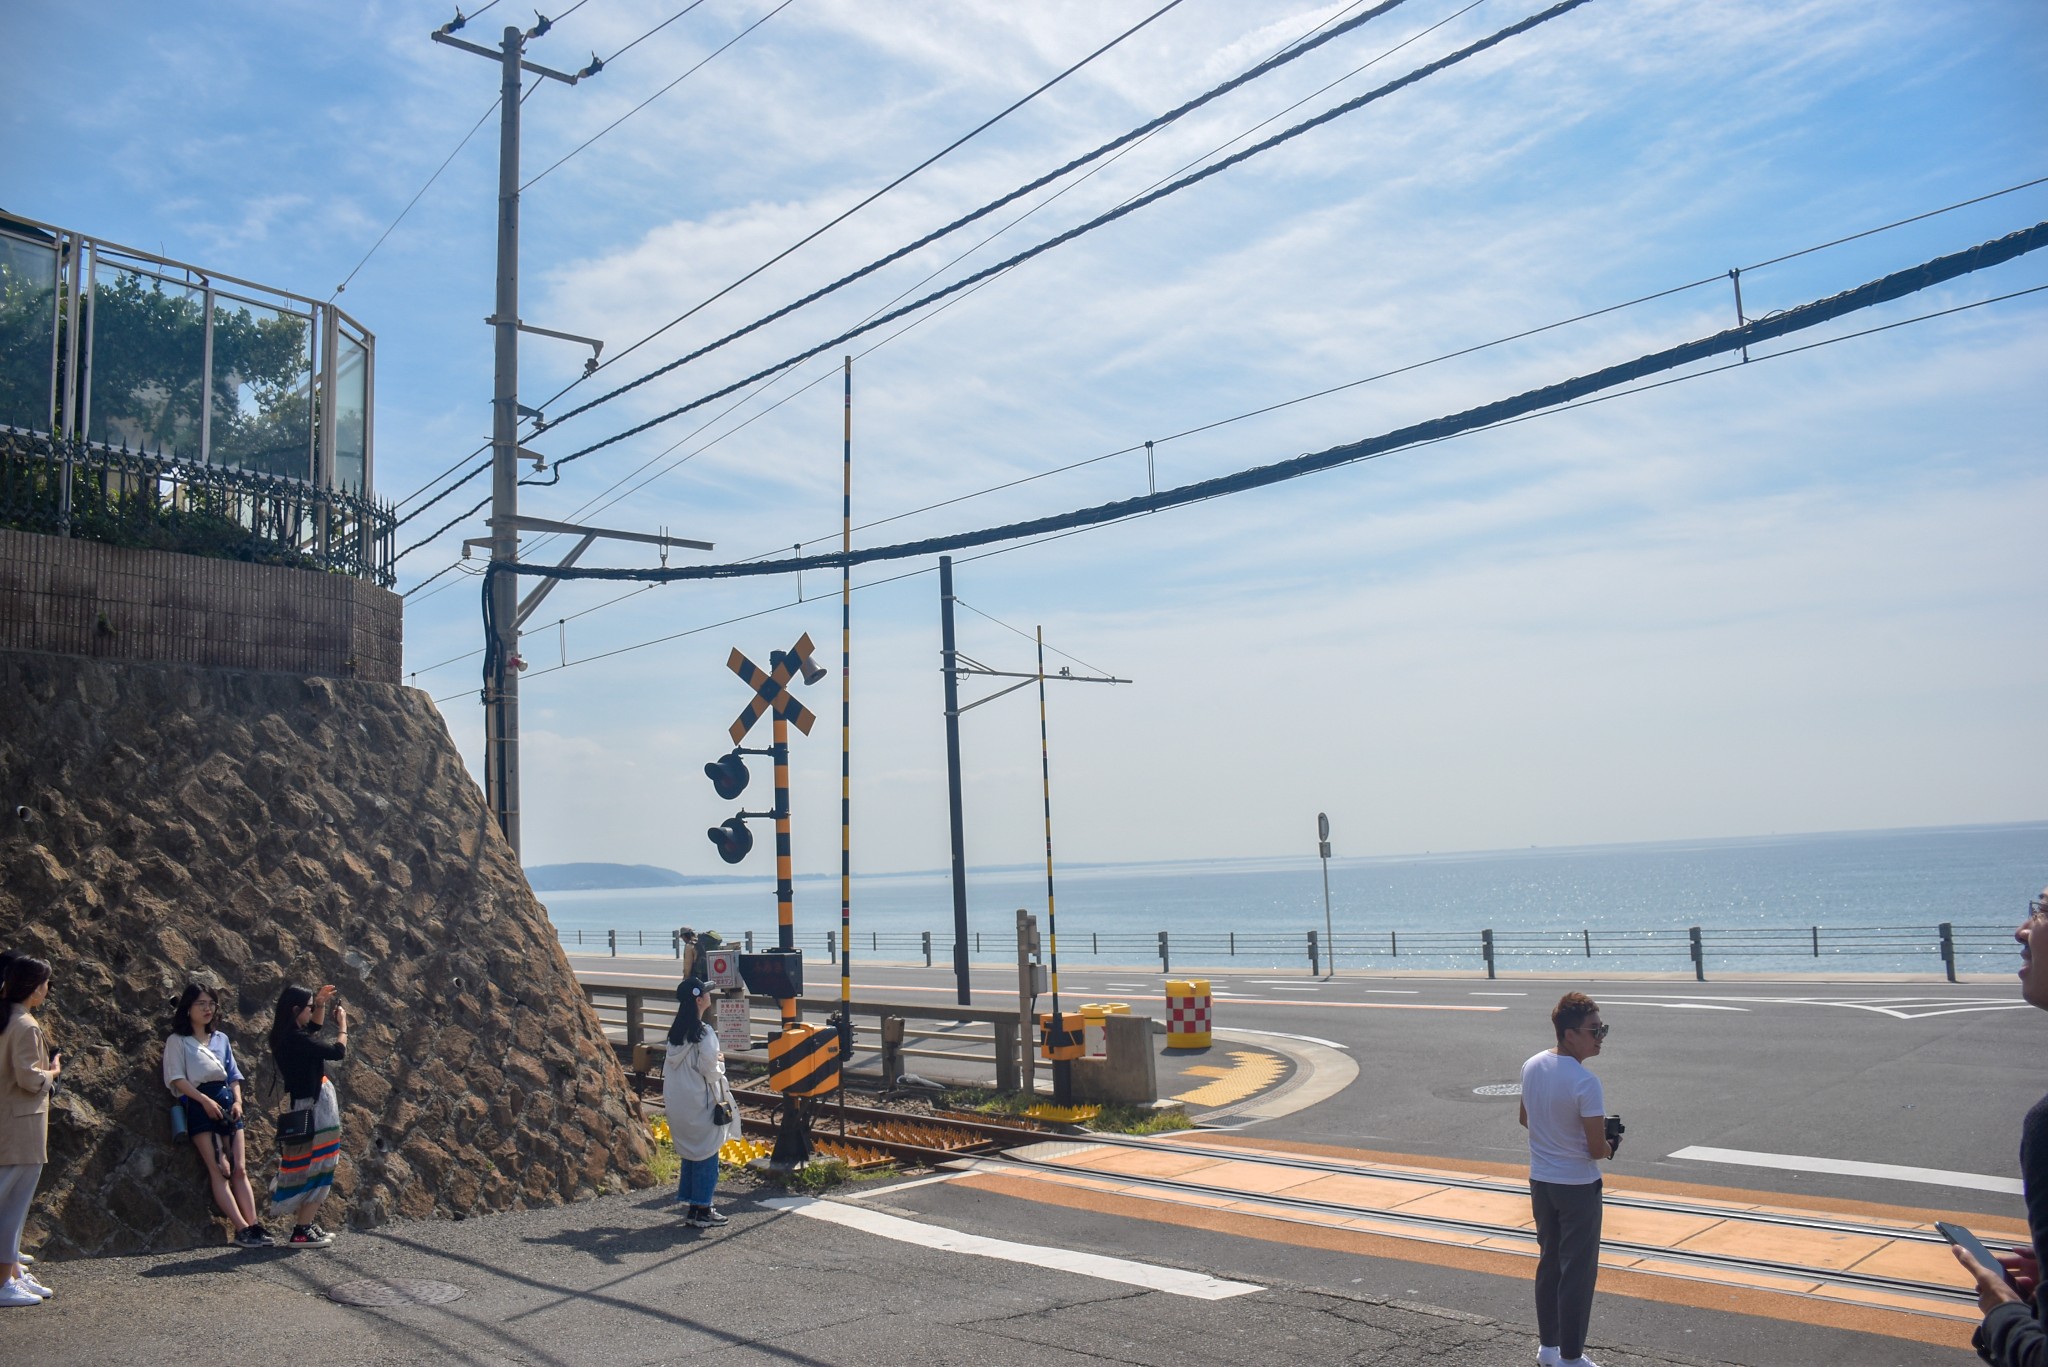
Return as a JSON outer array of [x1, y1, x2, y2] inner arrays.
[[1036, 626, 1082, 1100], [838, 355, 853, 1130]]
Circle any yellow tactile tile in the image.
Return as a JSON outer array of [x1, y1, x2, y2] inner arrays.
[[1171, 1049, 1288, 1107]]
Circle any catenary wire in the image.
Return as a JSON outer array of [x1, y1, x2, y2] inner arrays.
[[461, 274, 2047, 692], [519, 0, 1411, 428], [473, 221, 2048, 604], [531, 0, 1597, 475]]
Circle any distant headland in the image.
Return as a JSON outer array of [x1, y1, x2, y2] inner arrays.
[[526, 862, 705, 891]]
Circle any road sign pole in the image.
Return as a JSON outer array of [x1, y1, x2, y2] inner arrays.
[[1318, 812, 1334, 980]]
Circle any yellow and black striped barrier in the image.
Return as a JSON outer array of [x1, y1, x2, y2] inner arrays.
[[768, 1021, 842, 1096], [1038, 1011, 1086, 1062]]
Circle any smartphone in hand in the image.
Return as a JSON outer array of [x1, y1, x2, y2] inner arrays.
[[1939, 1221, 2020, 1290]]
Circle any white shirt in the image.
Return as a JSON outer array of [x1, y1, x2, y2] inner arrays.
[[162, 1031, 241, 1094], [1522, 1049, 1604, 1186]]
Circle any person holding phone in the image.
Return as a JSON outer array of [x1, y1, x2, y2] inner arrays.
[[1954, 886, 2048, 1365], [1519, 991, 1614, 1367], [662, 979, 739, 1228], [0, 955, 60, 1306], [267, 982, 347, 1247], [163, 982, 270, 1247]]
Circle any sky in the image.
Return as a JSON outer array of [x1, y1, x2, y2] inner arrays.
[[6, 0, 2045, 878]]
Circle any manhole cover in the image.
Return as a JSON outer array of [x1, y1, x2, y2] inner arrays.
[[1472, 1082, 1522, 1097], [326, 1278, 466, 1308]]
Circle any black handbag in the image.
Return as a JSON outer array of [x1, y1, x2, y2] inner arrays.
[[276, 1106, 315, 1143]]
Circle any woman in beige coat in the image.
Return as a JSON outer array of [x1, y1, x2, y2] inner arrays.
[[1, 955, 61, 1307]]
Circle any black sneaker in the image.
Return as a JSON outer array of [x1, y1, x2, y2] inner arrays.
[[233, 1226, 266, 1249], [288, 1225, 334, 1247], [306, 1223, 334, 1242]]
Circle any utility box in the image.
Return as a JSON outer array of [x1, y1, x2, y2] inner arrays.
[[1071, 1014, 1158, 1105], [739, 948, 803, 999]]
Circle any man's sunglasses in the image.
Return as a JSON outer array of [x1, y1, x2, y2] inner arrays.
[[1577, 1022, 1610, 1041]]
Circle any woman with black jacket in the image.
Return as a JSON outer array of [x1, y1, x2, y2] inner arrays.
[[267, 983, 347, 1247]]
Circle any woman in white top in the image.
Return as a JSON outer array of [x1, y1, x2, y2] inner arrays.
[[661, 979, 739, 1228], [163, 983, 269, 1248]]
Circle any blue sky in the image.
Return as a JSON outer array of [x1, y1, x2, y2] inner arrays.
[[7, 0, 2044, 875]]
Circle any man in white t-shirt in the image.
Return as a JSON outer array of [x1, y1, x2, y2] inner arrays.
[[1519, 991, 1613, 1367]]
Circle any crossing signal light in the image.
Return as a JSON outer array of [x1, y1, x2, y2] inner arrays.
[[704, 752, 750, 800], [707, 815, 753, 864]]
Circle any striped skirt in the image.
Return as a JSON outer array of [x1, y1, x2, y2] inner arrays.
[[270, 1079, 341, 1219]]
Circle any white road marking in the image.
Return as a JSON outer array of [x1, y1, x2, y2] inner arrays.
[[761, 1196, 1263, 1299], [1366, 989, 1418, 994], [1259, 986, 1324, 992], [1603, 1001, 1750, 1012], [1470, 991, 1527, 996], [1246, 980, 1321, 986], [1221, 1028, 1349, 1050], [1667, 1146, 2023, 1195], [844, 1172, 965, 1200]]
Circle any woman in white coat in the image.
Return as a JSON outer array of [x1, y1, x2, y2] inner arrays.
[[662, 979, 738, 1228]]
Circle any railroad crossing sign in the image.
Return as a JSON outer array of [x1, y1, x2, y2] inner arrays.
[[727, 632, 823, 743]]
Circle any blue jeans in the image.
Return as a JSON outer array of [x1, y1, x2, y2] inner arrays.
[[676, 1154, 719, 1208]]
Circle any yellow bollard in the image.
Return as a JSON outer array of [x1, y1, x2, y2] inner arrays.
[[1164, 979, 1212, 1049]]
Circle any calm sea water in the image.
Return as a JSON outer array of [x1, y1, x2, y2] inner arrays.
[[542, 822, 2046, 975]]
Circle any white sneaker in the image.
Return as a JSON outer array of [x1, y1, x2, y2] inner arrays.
[[1561, 1356, 1601, 1367], [1538, 1349, 1562, 1366], [0, 1279, 41, 1308], [18, 1273, 51, 1298]]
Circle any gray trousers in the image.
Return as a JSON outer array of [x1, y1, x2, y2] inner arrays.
[[1531, 1177, 1603, 1358], [0, 1163, 43, 1263]]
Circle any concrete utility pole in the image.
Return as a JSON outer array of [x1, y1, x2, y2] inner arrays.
[[432, 13, 601, 855], [938, 555, 1128, 1004]]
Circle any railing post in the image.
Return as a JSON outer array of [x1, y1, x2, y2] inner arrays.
[[1481, 928, 1496, 980], [994, 1017, 1020, 1092], [624, 989, 644, 1055], [880, 1014, 905, 1088], [1939, 922, 1957, 983], [1391, 929, 1397, 957], [827, 931, 836, 960], [1812, 925, 1819, 958], [1092, 932, 1098, 955], [673, 929, 682, 959], [745, 930, 754, 952], [1229, 931, 1235, 957], [608, 928, 617, 958], [922, 931, 932, 968], [1689, 926, 1705, 981], [1583, 928, 1591, 957], [1158, 930, 1170, 973], [1307, 929, 1319, 976]]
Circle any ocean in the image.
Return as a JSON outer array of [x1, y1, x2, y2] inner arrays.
[[541, 821, 2046, 975]]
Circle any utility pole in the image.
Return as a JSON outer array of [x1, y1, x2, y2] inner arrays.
[[938, 558, 1128, 1004], [432, 11, 601, 856]]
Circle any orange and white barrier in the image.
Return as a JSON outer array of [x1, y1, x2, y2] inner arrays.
[[1164, 979, 1211, 1048]]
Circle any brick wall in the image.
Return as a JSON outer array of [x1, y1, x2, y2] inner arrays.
[[0, 527, 402, 682]]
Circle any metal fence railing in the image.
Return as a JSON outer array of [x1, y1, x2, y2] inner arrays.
[[557, 920, 2016, 983], [0, 426, 394, 585]]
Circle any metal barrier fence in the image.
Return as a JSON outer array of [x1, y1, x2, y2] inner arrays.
[[0, 426, 394, 584], [559, 920, 2015, 982], [580, 984, 1026, 1091]]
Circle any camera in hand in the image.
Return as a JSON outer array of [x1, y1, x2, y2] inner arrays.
[[1604, 1114, 1626, 1156]]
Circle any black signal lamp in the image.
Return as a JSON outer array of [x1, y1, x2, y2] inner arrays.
[[704, 752, 750, 800], [706, 815, 753, 864]]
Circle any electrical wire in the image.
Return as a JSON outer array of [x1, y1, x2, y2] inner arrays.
[[519, 0, 1410, 429], [954, 597, 1113, 678], [329, 98, 501, 301], [522, 0, 784, 190], [533, 0, 1595, 477], [477, 220, 2048, 591], [469, 273, 2048, 691]]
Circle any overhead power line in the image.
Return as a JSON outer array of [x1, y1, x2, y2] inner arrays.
[[534, 0, 1595, 478], [527, 0, 1414, 428], [474, 220, 2047, 595], [522, 0, 786, 189], [528, 0, 1193, 391]]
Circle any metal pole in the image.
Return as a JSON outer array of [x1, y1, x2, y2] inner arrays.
[[774, 713, 795, 1031], [838, 356, 852, 1135], [1037, 626, 1070, 1104], [940, 556, 971, 1004], [1317, 811, 1333, 980], [485, 24, 524, 855]]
